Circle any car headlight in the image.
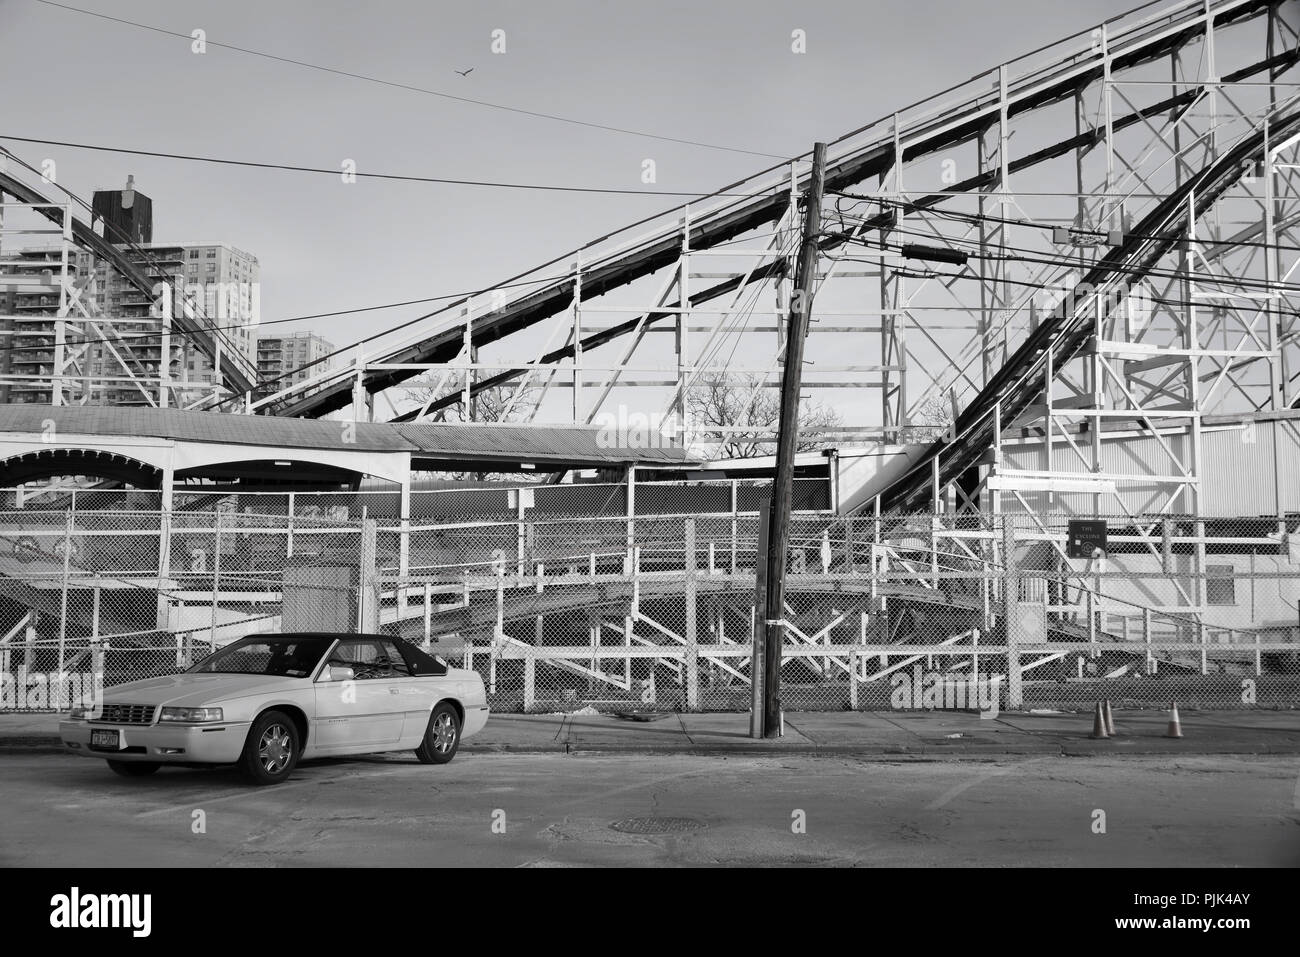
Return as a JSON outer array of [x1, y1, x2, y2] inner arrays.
[[68, 705, 89, 720], [159, 707, 224, 723]]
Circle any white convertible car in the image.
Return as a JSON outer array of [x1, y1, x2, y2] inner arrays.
[[58, 632, 490, 785]]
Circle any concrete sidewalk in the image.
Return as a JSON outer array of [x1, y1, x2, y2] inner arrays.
[[3, 707, 1299, 757]]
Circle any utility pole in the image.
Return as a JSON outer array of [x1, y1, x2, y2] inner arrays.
[[749, 492, 770, 739], [760, 141, 827, 738]]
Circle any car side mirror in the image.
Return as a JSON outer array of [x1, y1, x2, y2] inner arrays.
[[321, 663, 355, 682]]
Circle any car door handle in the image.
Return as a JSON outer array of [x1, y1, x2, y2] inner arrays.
[[389, 688, 400, 695]]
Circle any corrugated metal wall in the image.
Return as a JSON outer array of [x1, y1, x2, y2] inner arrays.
[[1002, 420, 1300, 516]]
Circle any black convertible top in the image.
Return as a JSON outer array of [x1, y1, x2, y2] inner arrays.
[[245, 632, 449, 677]]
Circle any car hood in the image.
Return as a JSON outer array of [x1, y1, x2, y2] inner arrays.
[[100, 673, 308, 708]]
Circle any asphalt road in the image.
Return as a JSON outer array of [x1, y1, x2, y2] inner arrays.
[[1, 751, 1298, 867]]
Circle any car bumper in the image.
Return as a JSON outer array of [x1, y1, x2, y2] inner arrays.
[[462, 705, 490, 739], [58, 719, 251, 764]]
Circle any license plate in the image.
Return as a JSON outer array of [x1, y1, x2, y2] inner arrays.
[[90, 730, 120, 750]]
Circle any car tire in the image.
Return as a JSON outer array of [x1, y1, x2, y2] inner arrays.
[[415, 702, 461, 765], [107, 760, 161, 777], [238, 710, 300, 785]]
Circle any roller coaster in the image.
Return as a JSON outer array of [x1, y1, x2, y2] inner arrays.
[[1, 0, 1298, 711], [234, 0, 1300, 528], [2, 0, 1295, 517]]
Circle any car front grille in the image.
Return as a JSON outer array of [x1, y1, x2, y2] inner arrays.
[[93, 704, 156, 726]]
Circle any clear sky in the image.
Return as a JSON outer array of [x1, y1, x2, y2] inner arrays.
[[0, 0, 1145, 357]]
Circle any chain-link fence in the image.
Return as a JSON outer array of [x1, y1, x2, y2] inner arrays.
[[2, 500, 1297, 713], [0, 505, 361, 710], [375, 511, 1300, 714], [0, 477, 830, 524]]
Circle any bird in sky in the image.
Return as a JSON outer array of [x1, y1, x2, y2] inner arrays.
[[454, 68, 474, 77]]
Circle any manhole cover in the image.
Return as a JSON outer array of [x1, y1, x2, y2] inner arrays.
[[609, 816, 706, 835]]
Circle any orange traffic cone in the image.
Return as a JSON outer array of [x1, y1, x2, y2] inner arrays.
[[1103, 698, 1116, 736], [1090, 700, 1109, 739], [1164, 701, 1183, 739]]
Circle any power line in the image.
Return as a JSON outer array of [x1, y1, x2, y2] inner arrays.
[[0, 274, 578, 355], [225, 221, 804, 404], [252, 211, 1300, 412], [28, 0, 786, 161], [0, 149, 253, 372], [0, 135, 773, 198], [833, 190, 1300, 259], [686, 231, 801, 402], [832, 232, 1300, 323], [0, 224, 781, 356], [829, 209, 1300, 296], [0, 126, 793, 397], [0, 138, 791, 403], [7, 206, 1289, 397], [12, 155, 1287, 402], [831, 249, 1300, 325], [246, 230, 803, 410], [185, 228, 785, 395], [824, 220, 1300, 323], [942, 231, 1300, 295], [836, 241, 1293, 482], [270, 196, 1295, 419]]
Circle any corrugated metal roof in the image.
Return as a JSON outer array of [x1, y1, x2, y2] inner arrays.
[[0, 405, 405, 452], [0, 405, 694, 467], [394, 422, 689, 466]]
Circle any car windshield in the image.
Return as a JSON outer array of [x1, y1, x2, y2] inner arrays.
[[189, 636, 331, 678]]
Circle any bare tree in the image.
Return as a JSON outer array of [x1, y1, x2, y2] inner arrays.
[[407, 375, 539, 425], [685, 373, 842, 458], [897, 392, 957, 445]]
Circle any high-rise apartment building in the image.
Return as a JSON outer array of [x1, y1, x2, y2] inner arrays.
[[255, 332, 335, 402], [0, 183, 260, 407]]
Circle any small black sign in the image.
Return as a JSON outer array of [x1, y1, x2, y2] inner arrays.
[[1067, 519, 1107, 559]]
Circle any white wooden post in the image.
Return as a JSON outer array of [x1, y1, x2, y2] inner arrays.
[[423, 582, 433, 647], [523, 647, 536, 712]]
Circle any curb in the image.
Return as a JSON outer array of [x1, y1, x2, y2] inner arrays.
[[7, 735, 1298, 759]]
